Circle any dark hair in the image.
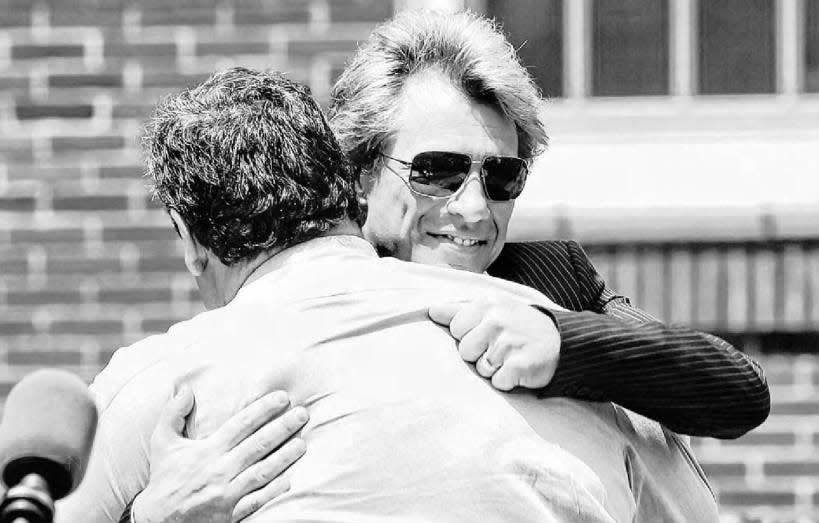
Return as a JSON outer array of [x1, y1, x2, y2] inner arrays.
[[144, 67, 359, 265], [329, 9, 548, 176]]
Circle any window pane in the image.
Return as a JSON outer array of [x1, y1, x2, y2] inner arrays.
[[487, 0, 563, 98], [698, 0, 776, 94], [592, 0, 669, 96], [807, 0, 819, 92]]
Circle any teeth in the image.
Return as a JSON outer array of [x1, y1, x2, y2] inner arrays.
[[446, 235, 479, 247]]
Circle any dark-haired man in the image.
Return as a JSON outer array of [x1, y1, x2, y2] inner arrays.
[[60, 67, 619, 523]]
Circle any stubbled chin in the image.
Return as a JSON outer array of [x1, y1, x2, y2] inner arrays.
[[414, 238, 489, 273]]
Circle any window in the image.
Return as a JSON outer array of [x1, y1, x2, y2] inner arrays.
[[487, 0, 563, 98], [698, 0, 776, 94], [806, 0, 819, 92], [591, 0, 669, 96]]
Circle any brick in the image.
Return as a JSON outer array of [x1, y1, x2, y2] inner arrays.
[[763, 461, 819, 476], [196, 41, 270, 56], [52, 136, 126, 152], [0, 259, 28, 274], [50, 320, 122, 336], [727, 431, 797, 446], [50, 7, 122, 26], [700, 462, 745, 478], [142, 72, 212, 89], [104, 42, 176, 58], [137, 0, 220, 7], [0, 321, 36, 336], [51, 195, 129, 211], [0, 8, 31, 27], [0, 138, 33, 162], [112, 104, 154, 120], [99, 288, 173, 303], [10, 229, 84, 243], [0, 196, 35, 212], [770, 399, 819, 416], [6, 290, 83, 306], [102, 227, 175, 242], [16, 103, 94, 120], [139, 257, 183, 272], [0, 76, 30, 92], [140, 7, 215, 25], [234, 0, 309, 25], [141, 318, 182, 333], [6, 165, 84, 182], [328, 0, 392, 23], [7, 350, 84, 366], [49, 73, 123, 89], [99, 165, 144, 180], [12, 44, 84, 60], [288, 39, 359, 57], [718, 490, 795, 507], [46, 258, 121, 274]]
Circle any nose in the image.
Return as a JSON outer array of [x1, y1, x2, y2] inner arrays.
[[445, 173, 490, 224]]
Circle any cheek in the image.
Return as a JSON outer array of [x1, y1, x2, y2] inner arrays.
[[491, 202, 515, 240], [414, 198, 448, 228]]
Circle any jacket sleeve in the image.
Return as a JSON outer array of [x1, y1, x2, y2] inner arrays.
[[539, 241, 770, 439]]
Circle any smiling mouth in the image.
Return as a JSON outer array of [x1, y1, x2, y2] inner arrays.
[[428, 233, 486, 247]]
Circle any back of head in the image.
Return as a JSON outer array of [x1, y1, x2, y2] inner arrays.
[[329, 9, 548, 174], [144, 67, 359, 266]]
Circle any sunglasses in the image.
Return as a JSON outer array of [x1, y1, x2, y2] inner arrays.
[[380, 151, 529, 202]]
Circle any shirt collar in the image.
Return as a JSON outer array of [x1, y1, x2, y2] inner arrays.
[[238, 235, 377, 294]]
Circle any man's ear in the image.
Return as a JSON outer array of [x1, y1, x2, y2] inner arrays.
[[169, 210, 207, 277], [356, 171, 371, 202]]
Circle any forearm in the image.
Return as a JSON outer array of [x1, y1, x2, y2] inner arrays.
[[541, 308, 769, 439]]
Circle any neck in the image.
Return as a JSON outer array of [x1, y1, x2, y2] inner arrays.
[[213, 219, 363, 306]]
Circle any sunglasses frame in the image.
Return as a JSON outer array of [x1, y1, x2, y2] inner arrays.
[[379, 151, 529, 202]]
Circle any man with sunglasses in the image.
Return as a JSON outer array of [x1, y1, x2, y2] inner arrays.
[[116, 10, 766, 523]]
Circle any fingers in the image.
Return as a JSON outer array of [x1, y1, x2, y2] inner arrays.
[[231, 437, 305, 521], [228, 406, 309, 476], [490, 361, 521, 391], [457, 320, 495, 363], [430, 300, 485, 340], [475, 352, 501, 378], [428, 301, 460, 326], [232, 476, 292, 522], [214, 391, 292, 451], [156, 385, 195, 441]]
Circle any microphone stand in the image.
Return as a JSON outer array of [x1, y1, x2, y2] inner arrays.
[[0, 473, 54, 523]]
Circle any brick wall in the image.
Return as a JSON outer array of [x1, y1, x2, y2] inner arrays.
[[0, 2, 817, 522]]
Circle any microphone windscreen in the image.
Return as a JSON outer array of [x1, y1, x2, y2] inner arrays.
[[0, 369, 98, 499]]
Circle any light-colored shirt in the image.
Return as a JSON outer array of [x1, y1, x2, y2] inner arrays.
[[59, 235, 618, 523]]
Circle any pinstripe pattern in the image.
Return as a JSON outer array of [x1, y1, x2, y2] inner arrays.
[[489, 240, 770, 439]]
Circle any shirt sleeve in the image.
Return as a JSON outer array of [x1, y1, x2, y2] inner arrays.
[[56, 374, 171, 523], [539, 241, 770, 439]]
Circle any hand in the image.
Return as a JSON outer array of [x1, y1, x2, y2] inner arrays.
[[429, 299, 561, 391], [133, 387, 308, 523]]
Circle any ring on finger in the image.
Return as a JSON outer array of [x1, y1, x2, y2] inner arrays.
[[480, 352, 501, 372]]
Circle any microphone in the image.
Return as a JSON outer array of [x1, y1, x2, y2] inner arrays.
[[0, 369, 98, 523]]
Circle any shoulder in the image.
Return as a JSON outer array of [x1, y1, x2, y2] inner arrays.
[[489, 241, 599, 310], [90, 307, 224, 412]]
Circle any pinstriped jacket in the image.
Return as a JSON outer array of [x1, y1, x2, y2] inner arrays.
[[488, 240, 770, 439]]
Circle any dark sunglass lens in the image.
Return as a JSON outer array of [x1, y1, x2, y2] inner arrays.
[[410, 152, 471, 196], [482, 157, 527, 201]]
